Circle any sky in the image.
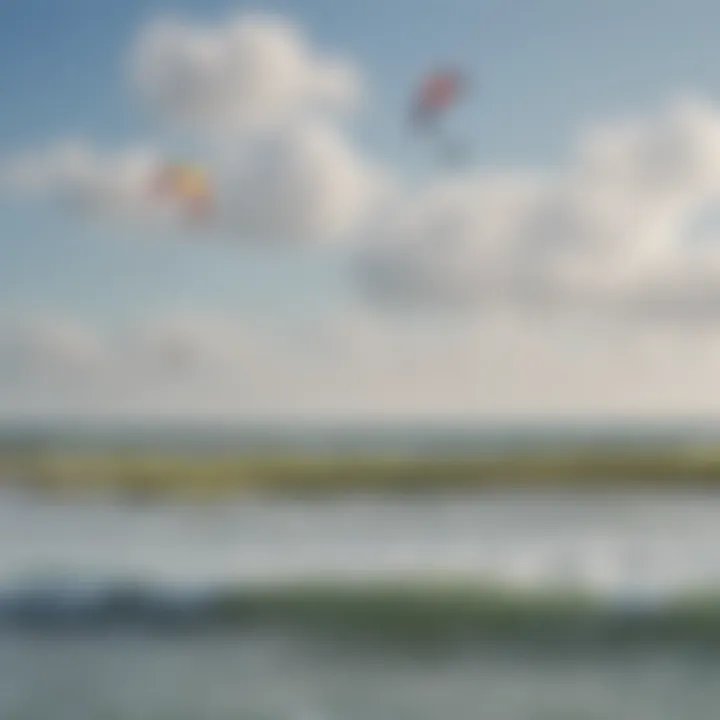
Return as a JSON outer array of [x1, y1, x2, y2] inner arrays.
[[3, 0, 720, 421]]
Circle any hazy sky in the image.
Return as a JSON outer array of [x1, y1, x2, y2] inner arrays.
[[3, 0, 720, 420]]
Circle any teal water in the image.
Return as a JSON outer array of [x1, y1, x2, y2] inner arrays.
[[4, 489, 720, 718], [2, 632, 720, 719]]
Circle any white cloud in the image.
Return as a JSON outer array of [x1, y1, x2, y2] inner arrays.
[[0, 315, 108, 397], [130, 12, 361, 136], [356, 174, 546, 310], [125, 313, 269, 374], [0, 141, 173, 227], [0, 12, 384, 246], [0, 120, 389, 247], [2, 311, 720, 419], [356, 98, 720, 325], [219, 119, 389, 246], [125, 11, 386, 246]]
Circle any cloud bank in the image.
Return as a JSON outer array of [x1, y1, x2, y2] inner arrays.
[[2, 311, 720, 419], [357, 98, 720, 324]]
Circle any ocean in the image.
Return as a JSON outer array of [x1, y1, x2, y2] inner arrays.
[[3, 487, 720, 718], [3, 632, 719, 719]]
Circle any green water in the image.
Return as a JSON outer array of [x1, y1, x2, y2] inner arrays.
[[2, 631, 719, 719]]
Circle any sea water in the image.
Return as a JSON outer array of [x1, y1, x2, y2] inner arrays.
[[3, 488, 720, 719]]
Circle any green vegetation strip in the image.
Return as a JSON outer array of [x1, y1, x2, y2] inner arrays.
[[3, 445, 720, 499]]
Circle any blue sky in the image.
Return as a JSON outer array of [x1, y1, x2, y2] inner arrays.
[[3, 0, 720, 418], [4, 0, 720, 154], [3, 0, 720, 326]]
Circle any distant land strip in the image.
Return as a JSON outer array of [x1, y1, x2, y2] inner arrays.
[[4, 444, 720, 500]]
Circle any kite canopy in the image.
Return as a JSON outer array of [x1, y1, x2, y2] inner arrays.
[[155, 163, 213, 220], [411, 69, 468, 128], [409, 68, 475, 169]]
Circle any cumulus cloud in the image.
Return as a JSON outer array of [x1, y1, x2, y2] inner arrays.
[[0, 11, 386, 246], [0, 122, 388, 247], [357, 174, 546, 310], [219, 119, 389, 246], [0, 116, 390, 246], [356, 98, 720, 324], [0, 141, 173, 226], [130, 12, 361, 135]]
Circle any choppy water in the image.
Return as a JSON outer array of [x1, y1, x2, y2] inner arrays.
[[3, 632, 720, 719], [3, 488, 720, 596], [5, 488, 720, 719]]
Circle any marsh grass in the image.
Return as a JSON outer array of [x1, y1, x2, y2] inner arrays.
[[2, 442, 720, 500]]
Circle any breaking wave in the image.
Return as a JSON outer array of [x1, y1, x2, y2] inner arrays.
[[4, 577, 720, 649]]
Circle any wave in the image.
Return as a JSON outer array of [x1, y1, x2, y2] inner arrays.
[[3, 577, 720, 648]]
